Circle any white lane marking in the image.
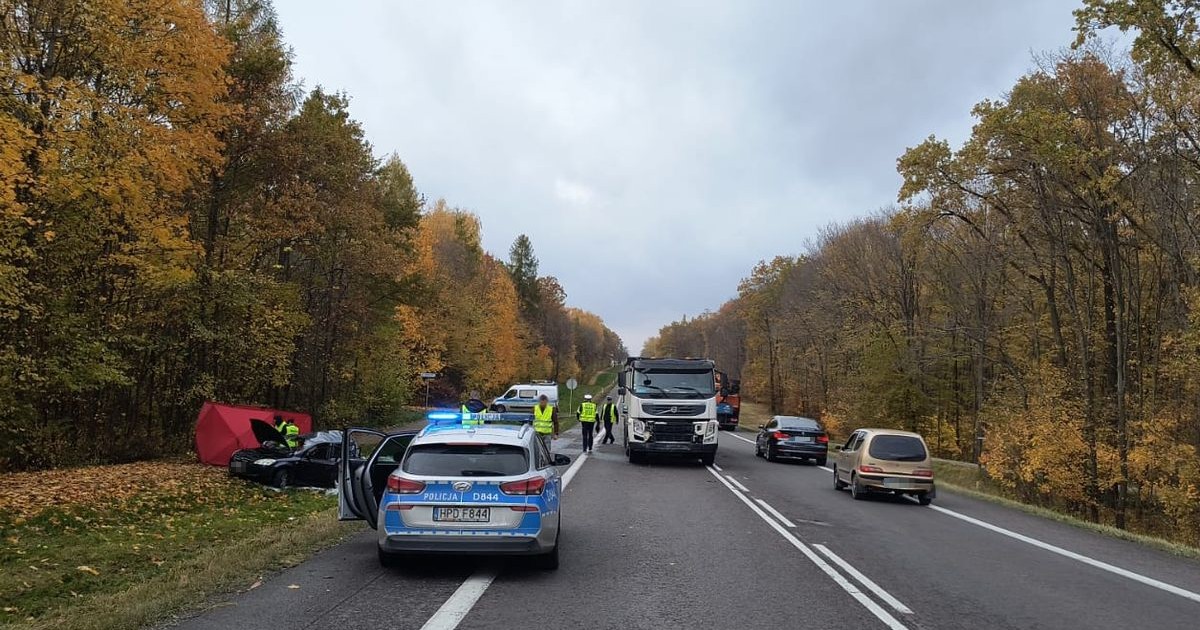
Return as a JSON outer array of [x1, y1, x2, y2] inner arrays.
[[755, 498, 797, 528], [814, 544, 914, 615], [421, 434, 590, 630], [928, 504, 1200, 605], [725, 475, 750, 493], [724, 431, 756, 445], [819, 466, 834, 473], [419, 571, 498, 630], [561, 450, 589, 489], [705, 466, 909, 630], [712, 463, 723, 471]]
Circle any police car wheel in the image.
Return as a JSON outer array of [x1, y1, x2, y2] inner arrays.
[[494, 404, 507, 413], [534, 533, 560, 571], [271, 468, 290, 489], [378, 547, 402, 568]]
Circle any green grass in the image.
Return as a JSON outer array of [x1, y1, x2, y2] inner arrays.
[[0, 464, 354, 630], [556, 368, 618, 431]]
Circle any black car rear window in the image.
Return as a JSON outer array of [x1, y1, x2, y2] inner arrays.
[[868, 435, 927, 461], [778, 418, 821, 430], [402, 444, 529, 477]]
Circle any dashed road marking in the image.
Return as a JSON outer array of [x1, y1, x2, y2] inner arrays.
[[755, 498, 796, 528], [705, 466, 909, 630], [814, 544, 914, 615]]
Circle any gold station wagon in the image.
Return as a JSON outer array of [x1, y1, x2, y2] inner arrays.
[[831, 428, 935, 505]]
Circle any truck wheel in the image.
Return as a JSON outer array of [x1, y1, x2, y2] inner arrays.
[[271, 468, 290, 489], [700, 453, 715, 466]]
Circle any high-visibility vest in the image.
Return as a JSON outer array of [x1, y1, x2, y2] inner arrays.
[[604, 404, 618, 421], [284, 422, 300, 447], [533, 404, 554, 434], [460, 404, 482, 426], [579, 402, 597, 422]]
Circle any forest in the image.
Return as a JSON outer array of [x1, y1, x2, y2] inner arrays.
[[0, 0, 624, 471], [645, 1, 1200, 544]]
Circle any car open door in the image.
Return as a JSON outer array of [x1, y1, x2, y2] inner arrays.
[[339, 428, 385, 522], [357, 433, 415, 530]]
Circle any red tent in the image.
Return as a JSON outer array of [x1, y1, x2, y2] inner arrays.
[[194, 401, 313, 466]]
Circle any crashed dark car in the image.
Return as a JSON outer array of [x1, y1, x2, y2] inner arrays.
[[228, 419, 343, 488]]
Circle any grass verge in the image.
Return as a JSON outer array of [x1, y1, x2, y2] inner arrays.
[[1, 461, 353, 630]]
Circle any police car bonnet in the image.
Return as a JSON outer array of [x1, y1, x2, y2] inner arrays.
[[250, 418, 288, 446]]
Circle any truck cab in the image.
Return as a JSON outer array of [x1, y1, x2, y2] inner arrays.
[[619, 357, 719, 465]]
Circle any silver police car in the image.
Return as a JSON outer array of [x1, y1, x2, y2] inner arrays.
[[338, 413, 571, 569]]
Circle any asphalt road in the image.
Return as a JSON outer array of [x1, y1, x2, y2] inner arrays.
[[159, 419, 1200, 630]]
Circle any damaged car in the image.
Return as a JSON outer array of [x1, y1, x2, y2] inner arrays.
[[228, 419, 343, 488]]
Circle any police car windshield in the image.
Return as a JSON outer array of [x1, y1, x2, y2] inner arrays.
[[631, 369, 716, 399], [403, 443, 528, 476]]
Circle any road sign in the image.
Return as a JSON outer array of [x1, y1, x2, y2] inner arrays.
[[419, 372, 438, 380], [566, 378, 578, 390]]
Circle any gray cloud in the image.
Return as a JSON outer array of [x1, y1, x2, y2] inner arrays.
[[277, 0, 1080, 352]]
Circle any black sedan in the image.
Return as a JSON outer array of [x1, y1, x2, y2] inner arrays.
[[229, 419, 343, 488], [755, 416, 829, 465]]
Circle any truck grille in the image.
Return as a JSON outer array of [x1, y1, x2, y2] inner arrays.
[[647, 420, 699, 443], [642, 404, 705, 417]]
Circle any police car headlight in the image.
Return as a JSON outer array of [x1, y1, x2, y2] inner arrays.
[[253, 458, 276, 466]]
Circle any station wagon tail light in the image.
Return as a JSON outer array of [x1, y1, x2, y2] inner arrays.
[[500, 477, 546, 496], [816, 435, 829, 444], [772, 431, 788, 440], [387, 477, 426, 494], [859, 465, 884, 474], [913, 469, 934, 478]]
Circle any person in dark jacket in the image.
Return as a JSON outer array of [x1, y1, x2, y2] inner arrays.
[[601, 396, 619, 444]]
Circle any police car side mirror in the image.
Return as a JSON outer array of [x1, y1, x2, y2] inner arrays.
[[552, 454, 572, 466]]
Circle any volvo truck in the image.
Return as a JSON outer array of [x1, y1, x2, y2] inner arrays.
[[619, 357, 719, 465]]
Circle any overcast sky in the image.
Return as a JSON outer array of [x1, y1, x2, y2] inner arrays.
[[276, 0, 1082, 353]]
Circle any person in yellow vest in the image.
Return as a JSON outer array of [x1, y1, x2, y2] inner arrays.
[[532, 394, 559, 453], [600, 395, 619, 445], [282, 418, 300, 449], [576, 394, 598, 453], [461, 390, 486, 426]]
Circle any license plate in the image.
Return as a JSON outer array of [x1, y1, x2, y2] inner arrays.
[[790, 436, 813, 443], [433, 506, 491, 522], [883, 478, 908, 488]]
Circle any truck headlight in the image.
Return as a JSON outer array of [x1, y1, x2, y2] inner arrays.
[[632, 420, 647, 435], [253, 458, 276, 466]]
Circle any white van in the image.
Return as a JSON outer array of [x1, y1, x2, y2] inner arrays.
[[490, 381, 559, 412]]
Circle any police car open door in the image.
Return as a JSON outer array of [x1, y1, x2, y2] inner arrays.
[[339, 428, 413, 529]]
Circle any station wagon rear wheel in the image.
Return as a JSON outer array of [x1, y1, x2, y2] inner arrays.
[[850, 474, 867, 500]]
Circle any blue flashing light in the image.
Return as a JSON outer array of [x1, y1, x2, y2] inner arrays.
[[426, 411, 463, 422], [424, 409, 535, 427]]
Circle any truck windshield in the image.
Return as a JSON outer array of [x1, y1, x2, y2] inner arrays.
[[631, 369, 716, 399]]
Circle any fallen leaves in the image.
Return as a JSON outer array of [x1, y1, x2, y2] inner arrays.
[[0, 460, 232, 520], [75, 566, 100, 576]]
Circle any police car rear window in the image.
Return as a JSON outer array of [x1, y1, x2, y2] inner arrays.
[[403, 444, 529, 477]]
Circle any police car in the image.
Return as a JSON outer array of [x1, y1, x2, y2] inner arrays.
[[338, 412, 571, 570]]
